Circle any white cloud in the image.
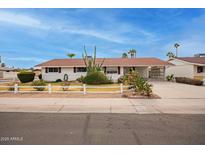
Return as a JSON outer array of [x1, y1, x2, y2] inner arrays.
[[61, 27, 127, 44], [6, 57, 46, 62], [0, 10, 157, 45], [0, 10, 47, 29]]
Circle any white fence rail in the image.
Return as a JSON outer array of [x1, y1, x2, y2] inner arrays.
[[0, 84, 135, 94]]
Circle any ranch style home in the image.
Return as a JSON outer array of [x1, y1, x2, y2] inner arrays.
[[35, 58, 172, 82], [166, 56, 205, 81]]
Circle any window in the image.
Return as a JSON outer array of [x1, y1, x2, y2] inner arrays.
[[48, 67, 59, 73], [197, 66, 203, 73], [76, 67, 86, 72], [106, 67, 118, 74]]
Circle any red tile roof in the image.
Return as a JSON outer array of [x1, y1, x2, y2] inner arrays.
[[175, 57, 205, 65], [36, 58, 172, 67]]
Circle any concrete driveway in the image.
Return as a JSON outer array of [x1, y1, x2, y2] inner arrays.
[[151, 81, 205, 99]]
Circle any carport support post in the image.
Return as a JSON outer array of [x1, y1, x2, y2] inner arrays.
[[14, 84, 18, 94], [83, 84, 86, 94], [48, 84, 52, 94], [120, 83, 123, 94]]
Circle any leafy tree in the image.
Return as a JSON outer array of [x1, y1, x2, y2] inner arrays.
[[128, 49, 137, 58], [122, 53, 128, 58], [67, 53, 76, 59], [166, 52, 176, 58], [174, 43, 180, 57]]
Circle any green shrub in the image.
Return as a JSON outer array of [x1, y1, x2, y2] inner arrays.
[[117, 76, 124, 83], [32, 80, 46, 91], [166, 74, 174, 81], [38, 74, 42, 80], [56, 79, 62, 82], [123, 71, 139, 85], [175, 77, 203, 86], [134, 77, 153, 96], [142, 82, 153, 96], [123, 71, 153, 96], [83, 71, 113, 84], [76, 76, 85, 83], [134, 76, 146, 92], [17, 71, 35, 83]]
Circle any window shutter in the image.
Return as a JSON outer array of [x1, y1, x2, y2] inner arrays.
[[45, 67, 48, 73], [74, 67, 76, 73], [118, 67, 120, 74], [104, 67, 107, 74], [59, 67, 61, 73]]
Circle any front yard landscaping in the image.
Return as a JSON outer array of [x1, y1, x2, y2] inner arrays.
[[0, 47, 159, 98]]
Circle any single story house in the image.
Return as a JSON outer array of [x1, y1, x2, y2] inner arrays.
[[35, 58, 172, 82], [165, 56, 205, 81], [0, 67, 18, 79]]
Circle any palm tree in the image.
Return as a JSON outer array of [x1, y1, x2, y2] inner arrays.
[[128, 49, 137, 58], [166, 52, 176, 59], [122, 53, 128, 58], [1, 63, 5, 67], [67, 53, 76, 59], [174, 43, 180, 57]]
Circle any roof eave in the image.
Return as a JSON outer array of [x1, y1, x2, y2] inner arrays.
[[171, 58, 205, 66]]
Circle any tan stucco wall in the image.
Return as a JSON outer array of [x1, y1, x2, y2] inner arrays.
[[3, 72, 18, 79], [166, 59, 205, 79], [165, 65, 194, 78]]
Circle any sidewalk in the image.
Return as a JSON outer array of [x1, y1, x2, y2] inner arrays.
[[0, 98, 205, 114]]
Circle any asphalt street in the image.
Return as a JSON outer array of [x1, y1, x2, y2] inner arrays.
[[0, 113, 205, 145]]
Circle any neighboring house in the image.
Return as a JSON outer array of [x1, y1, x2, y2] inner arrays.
[[166, 56, 205, 80], [0, 56, 18, 80], [0, 67, 18, 79], [33, 68, 42, 76], [36, 58, 172, 82]]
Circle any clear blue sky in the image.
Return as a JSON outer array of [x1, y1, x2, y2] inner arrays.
[[0, 8, 205, 68]]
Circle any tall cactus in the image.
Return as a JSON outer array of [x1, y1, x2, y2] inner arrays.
[[82, 46, 105, 73]]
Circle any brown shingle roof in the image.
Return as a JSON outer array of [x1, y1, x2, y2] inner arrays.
[[36, 58, 172, 67], [176, 57, 205, 65]]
